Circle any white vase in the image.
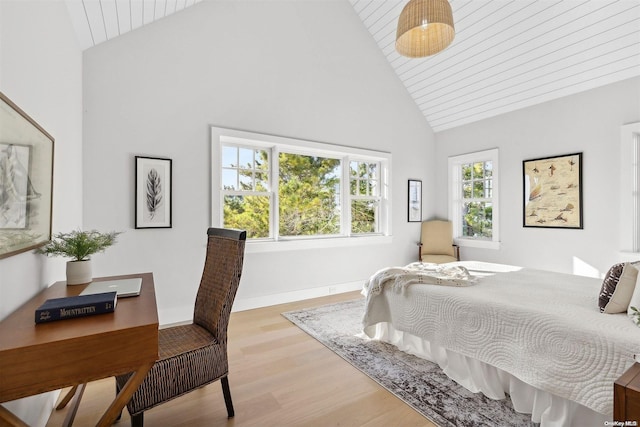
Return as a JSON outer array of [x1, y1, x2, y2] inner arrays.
[[66, 260, 92, 285]]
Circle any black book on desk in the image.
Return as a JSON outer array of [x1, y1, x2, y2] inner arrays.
[[35, 291, 117, 324]]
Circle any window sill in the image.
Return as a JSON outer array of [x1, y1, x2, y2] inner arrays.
[[454, 238, 501, 250], [246, 235, 393, 253], [617, 251, 640, 262]]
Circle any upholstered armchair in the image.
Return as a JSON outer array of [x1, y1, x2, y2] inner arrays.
[[115, 227, 246, 427], [418, 220, 459, 263]]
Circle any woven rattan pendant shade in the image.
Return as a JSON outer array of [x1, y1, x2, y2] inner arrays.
[[396, 0, 455, 58]]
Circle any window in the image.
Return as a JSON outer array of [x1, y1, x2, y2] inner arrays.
[[278, 152, 341, 237], [620, 122, 640, 253], [221, 145, 271, 238], [212, 127, 391, 250], [449, 149, 500, 249], [349, 161, 380, 234]]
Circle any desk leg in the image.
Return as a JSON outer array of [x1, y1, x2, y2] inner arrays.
[[95, 362, 153, 427], [56, 385, 79, 410], [0, 405, 29, 427], [61, 383, 86, 427]]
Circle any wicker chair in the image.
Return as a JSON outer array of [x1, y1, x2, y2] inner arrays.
[[115, 228, 246, 427]]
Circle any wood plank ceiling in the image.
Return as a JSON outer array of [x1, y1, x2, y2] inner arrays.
[[65, 0, 202, 49], [350, 0, 640, 131], [66, 0, 640, 132]]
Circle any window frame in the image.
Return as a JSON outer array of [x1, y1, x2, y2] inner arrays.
[[348, 160, 382, 235], [221, 143, 273, 238], [620, 122, 640, 253], [211, 127, 392, 252], [448, 148, 500, 249]]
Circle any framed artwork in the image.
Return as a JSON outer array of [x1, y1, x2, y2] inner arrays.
[[0, 92, 54, 259], [523, 152, 582, 229], [135, 156, 172, 229], [408, 179, 422, 222]]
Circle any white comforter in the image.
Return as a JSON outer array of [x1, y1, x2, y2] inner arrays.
[[362, 261, 640, 416]]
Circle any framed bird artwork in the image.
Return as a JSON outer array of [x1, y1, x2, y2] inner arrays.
[[522, 152, 583, 229]]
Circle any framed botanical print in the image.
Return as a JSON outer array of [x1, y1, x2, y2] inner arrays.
[[135, 156, 172, 229]]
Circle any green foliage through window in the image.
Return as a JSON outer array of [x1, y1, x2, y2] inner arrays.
[[349, 161, 379, 233], [461, 161, 493, 239], [221, 143, 385, 239], [223, 195, 270, 239], [278, 153, 341, 236]]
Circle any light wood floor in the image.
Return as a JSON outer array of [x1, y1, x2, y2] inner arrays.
[[46, 291, 434, 427]]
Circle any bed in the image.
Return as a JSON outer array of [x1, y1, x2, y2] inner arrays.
[[361, 261, 640, 426]]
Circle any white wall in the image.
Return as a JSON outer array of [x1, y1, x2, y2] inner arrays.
[[0, 1, 83, 425], [434, 77, 640, 277], [82, 1, 435, 323]]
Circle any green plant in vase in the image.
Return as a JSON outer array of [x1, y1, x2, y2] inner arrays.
[[37, 229, 121, 285]]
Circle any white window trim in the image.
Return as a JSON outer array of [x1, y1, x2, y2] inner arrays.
[[448, 148, 500, 250], [620, 122, 640, 254], [211, 126, 392, 252], [347, 159, 383, 236]]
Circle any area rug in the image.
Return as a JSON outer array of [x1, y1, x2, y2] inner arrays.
[[282, 298, 534, 427]]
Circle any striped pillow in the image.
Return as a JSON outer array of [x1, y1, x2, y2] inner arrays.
[[599, 263, 639, 314]]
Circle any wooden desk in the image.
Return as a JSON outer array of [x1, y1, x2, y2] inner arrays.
[[0, 273, 159, 427], [615, 362, 640, 424]]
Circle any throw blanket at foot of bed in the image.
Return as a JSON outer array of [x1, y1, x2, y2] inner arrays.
[[362, 261, 640, 421]]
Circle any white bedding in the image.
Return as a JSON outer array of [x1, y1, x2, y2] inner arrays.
[[362, 261, 640, 418]]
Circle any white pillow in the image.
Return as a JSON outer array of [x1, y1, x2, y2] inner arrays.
[[628, 271, 640, 319]]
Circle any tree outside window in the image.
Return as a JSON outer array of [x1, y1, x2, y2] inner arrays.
[[222, 146, 270, 238], [350, 161, 380, 233], [461, 161, 493, 239], [278, 153, 341, 237], [220, 143, 385, 240], [448, 148, 499, 249]]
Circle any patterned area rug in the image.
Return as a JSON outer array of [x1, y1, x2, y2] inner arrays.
[[282, 298, 534, 427]]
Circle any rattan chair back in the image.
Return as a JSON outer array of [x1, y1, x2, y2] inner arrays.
[[193, 228, 247, 342]]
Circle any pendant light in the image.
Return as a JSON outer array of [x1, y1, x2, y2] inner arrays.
[[396, 0, 455, 58]]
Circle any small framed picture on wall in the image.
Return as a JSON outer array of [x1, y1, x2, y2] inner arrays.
[[408, 179, 422, 222], [135, 156, 172, 229]]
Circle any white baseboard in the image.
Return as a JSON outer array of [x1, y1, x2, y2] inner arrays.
[[158, 281, 364, 325], [232, 280, 364, 312]]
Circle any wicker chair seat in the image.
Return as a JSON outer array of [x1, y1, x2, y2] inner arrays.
[[116, 323, 227, 416], [158, 323, 218, 358]]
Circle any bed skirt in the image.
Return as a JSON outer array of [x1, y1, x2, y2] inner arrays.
[[362, 322, 610, 427]]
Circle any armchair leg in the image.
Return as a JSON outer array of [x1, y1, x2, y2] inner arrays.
[[221, 376, 234, 418], [131, 413, 143, 427]]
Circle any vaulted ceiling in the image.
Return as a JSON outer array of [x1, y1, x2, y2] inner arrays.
[[65, 0, 202, 49], [66, 0, 640, 132], [351, 0, 640, 131]]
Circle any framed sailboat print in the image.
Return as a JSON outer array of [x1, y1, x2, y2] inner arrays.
[[523, 152, 582, 229], [0, 92, 54, 259]]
